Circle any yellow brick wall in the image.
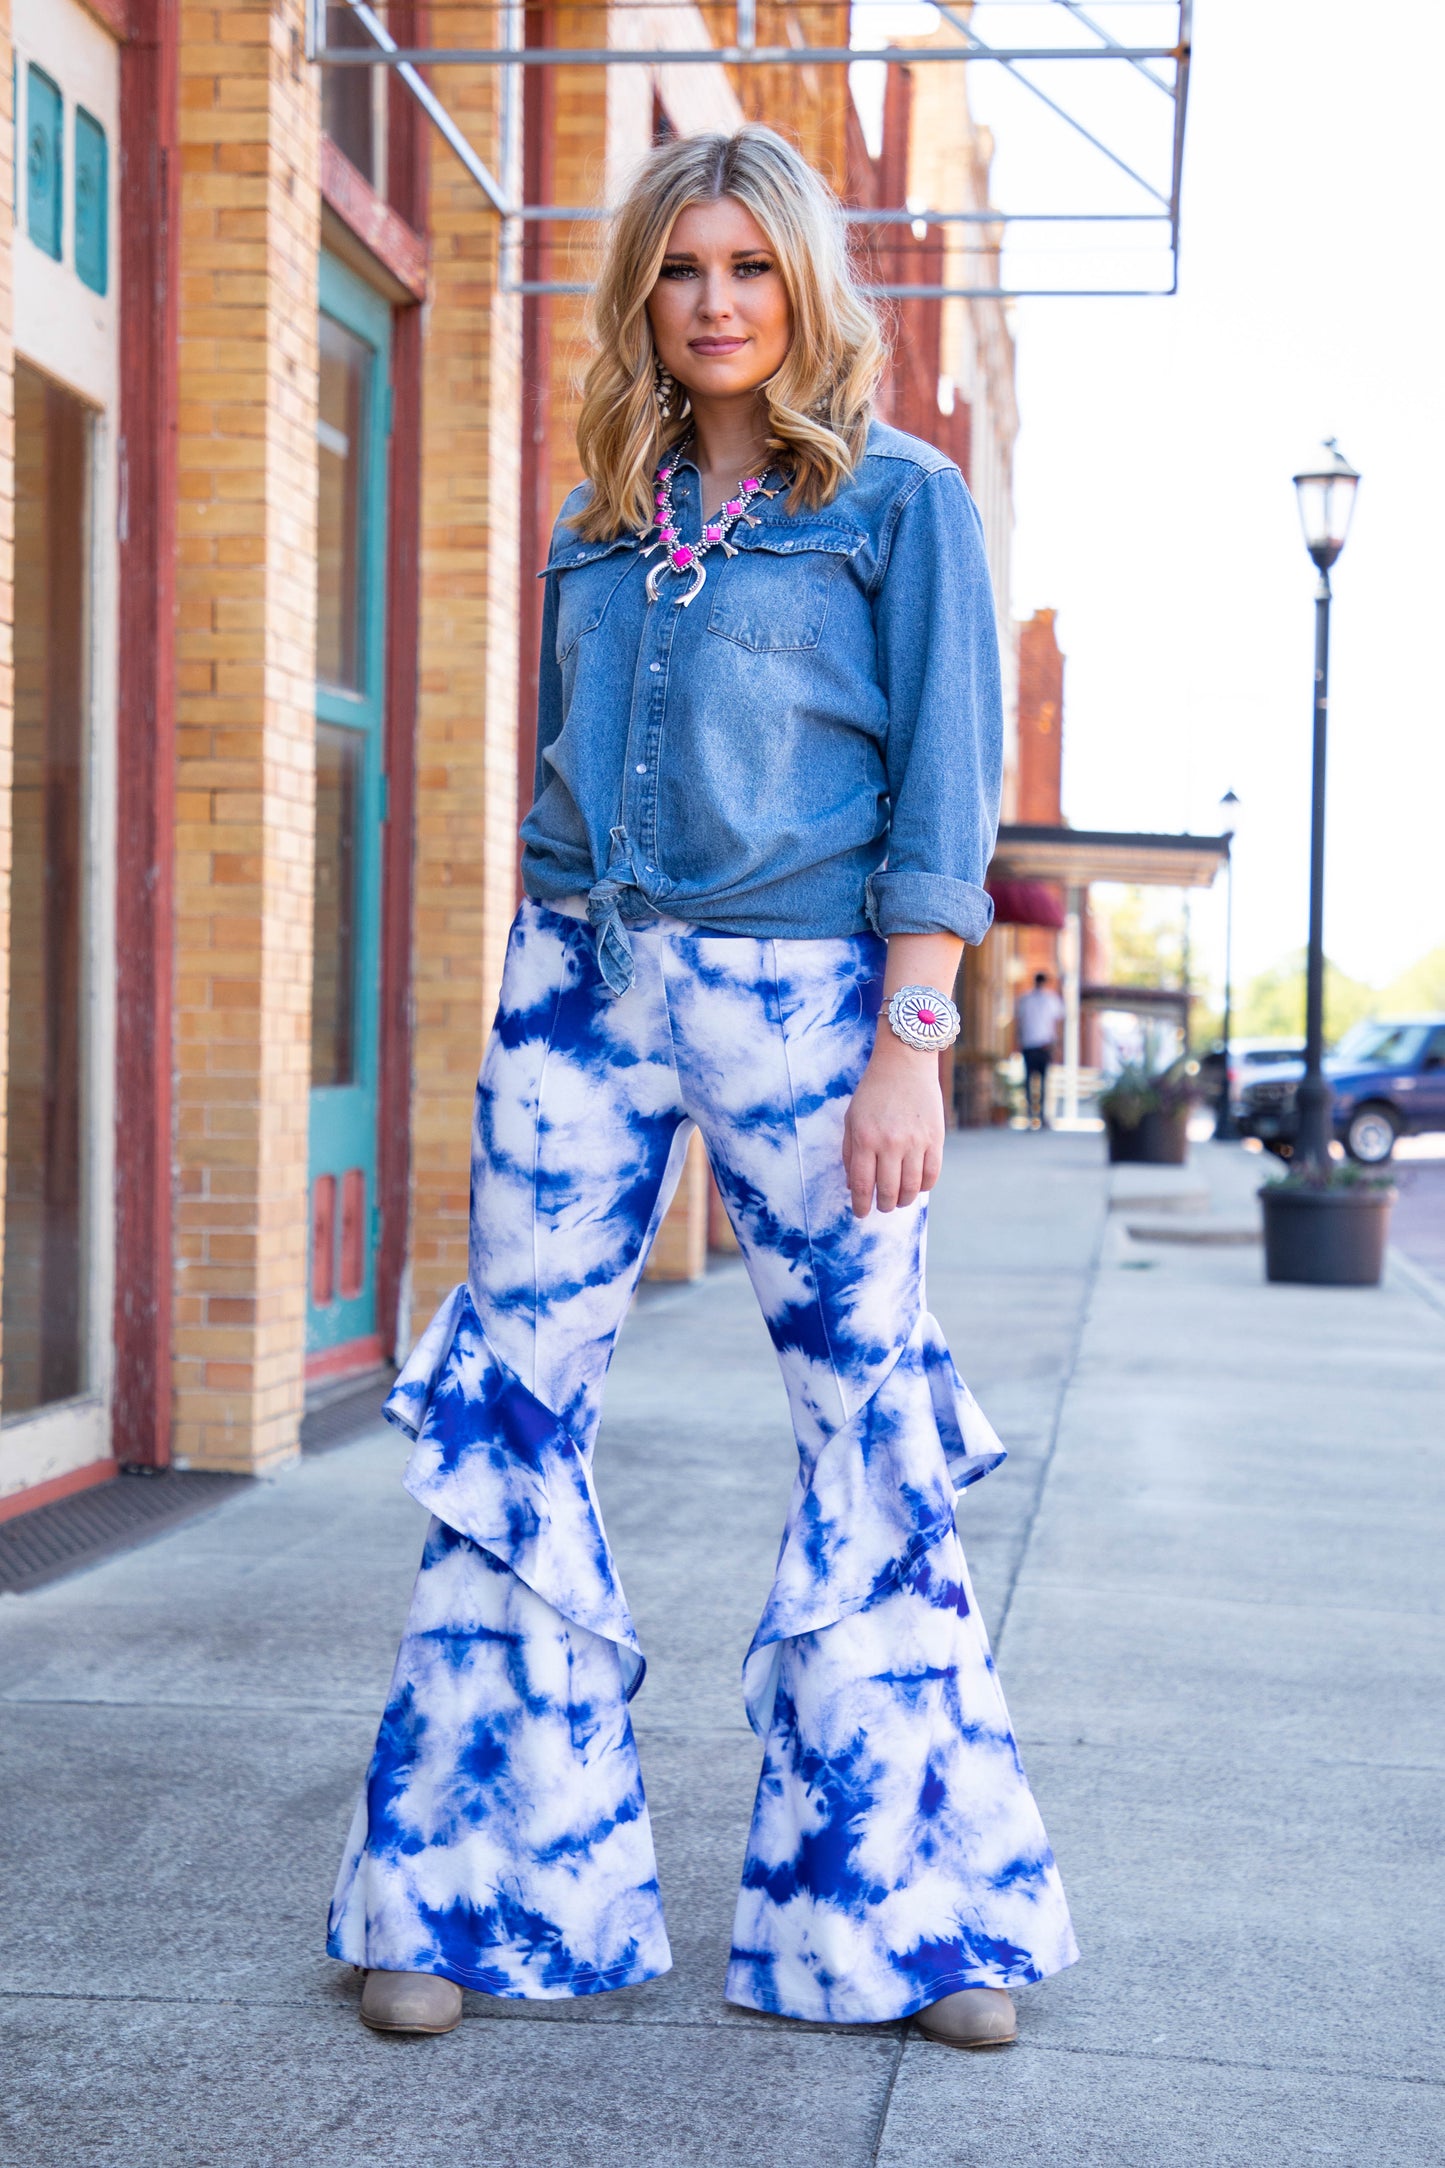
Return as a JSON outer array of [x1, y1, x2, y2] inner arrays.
[[642, 1131, 710, 1284], [405, 24, 522, 1337], [727, 2, 852, 187], [0, 4, 12, 1407], [548, 41, 611, 515], [171, 0, 320, 1472]]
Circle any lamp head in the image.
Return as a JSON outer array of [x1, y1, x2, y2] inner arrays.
[[1218, 788, 1240, 838], [1292, 439, 1359, 570]]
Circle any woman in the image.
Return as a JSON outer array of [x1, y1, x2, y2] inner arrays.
[[328, 125, 1077, 2049]]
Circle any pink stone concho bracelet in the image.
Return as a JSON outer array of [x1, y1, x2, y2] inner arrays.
[[886, 985, 962, 1052], [639, 439, 781, 605]]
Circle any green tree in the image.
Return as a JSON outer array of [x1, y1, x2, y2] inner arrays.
[[1234, 951, 1376, 1046], [1097, 887, 1186, 989], [1097, 886, 1223, 1055], [1379, 945, 1445, 1014]]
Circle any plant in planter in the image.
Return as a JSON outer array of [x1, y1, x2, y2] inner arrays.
[[1259, 1157, 1396, 1287], [1097, 1061, 1199, 1166]]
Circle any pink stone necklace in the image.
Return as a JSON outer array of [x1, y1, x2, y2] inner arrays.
[[639, 437, 779, 605]]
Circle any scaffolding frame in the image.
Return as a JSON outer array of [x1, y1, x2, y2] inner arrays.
[[305, 0, 1192, 300]]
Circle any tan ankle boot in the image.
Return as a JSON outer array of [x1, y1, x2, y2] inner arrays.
[[359, 1969, 464, 2034], [914, 1986, 1017, 2048]]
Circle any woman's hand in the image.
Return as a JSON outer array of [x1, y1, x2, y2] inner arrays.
[[843, 1036, 945, 1217], [843, 931, 963, 1217]]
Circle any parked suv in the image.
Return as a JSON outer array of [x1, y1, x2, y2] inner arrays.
[[1238, 1016, 1445, 1163], [1197, 1037, 1305, 1119]]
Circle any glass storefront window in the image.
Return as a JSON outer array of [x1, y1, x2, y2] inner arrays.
[[321, 5, 380, 187], [309, 257, 389, 1357], [312, 723, 362, 1089], [3, 365, 90, 1417], [316, 312, 371, 695]]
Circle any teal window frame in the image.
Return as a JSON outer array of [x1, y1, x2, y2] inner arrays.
[[26, 63, 63, 264], [73, 106, 108, 297], [306, 253, 393, 1359]]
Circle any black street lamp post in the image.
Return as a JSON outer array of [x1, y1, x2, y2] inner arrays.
[[1215, 790, 1240, 1140], [1291, 441, 1360, 1172]]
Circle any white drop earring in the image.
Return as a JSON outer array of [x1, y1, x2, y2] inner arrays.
[[653, 357, 676, 421]]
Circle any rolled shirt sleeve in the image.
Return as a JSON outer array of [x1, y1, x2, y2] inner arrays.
[[864, 463, 1003, 945]]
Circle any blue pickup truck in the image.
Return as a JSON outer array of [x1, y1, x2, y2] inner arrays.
[[1238, 1016, 1445, 1163]]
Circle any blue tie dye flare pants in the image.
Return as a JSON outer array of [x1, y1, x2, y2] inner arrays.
[[327, 901, 1078, 2024]]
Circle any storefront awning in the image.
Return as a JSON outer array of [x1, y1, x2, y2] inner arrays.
[[1081, 983, 1191, 1018], [990, 824, 1229, 891], [986, 877, 1067, 929]]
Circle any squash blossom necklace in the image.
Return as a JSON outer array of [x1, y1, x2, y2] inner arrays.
[[639, 436, 780, 605]]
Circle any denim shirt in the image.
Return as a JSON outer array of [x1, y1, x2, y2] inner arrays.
[[520, 416, 1002, 995]]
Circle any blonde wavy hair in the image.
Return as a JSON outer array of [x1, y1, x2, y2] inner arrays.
[[569, 126, 887, 540]]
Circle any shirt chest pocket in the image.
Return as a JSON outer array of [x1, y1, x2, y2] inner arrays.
[[705, 525, 866, 652], [546, 539, 638, 661]]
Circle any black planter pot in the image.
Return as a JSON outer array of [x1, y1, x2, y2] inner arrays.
[[1260, 1183, 1397, 1287], [1105, 1108, 1190, 1166]]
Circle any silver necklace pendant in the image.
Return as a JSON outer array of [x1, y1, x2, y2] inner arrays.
[[646, 557, 707, 606], [643, 435, 778, 608]]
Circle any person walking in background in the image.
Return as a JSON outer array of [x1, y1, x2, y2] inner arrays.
[[328, 125, 1076, 2054], [1015, 971, 1065, 1128]]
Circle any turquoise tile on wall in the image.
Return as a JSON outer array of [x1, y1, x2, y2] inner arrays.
[[26, 63, 63, 263], [74, 107, 108, 296]]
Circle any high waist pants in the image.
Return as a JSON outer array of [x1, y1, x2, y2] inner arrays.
[[327, 902, 1078, 2023]]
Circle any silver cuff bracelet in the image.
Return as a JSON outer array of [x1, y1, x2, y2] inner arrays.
[[886, 984, 962, 1052]]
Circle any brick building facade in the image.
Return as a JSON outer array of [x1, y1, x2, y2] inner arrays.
[[1010, 606, 1067, 996], [0, 0, 1026, 1512]]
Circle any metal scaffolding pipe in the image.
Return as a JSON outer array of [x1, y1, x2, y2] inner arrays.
[[308, 0, 1190, 301], [313, 43, 1184, 67], [512, 204, 1169, 224]]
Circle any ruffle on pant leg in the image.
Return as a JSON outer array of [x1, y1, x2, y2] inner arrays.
[[741, 1310, 1004, 1738], [728, 1329, 1075, 2023], [326, 1286, 669, 1997], [325, 1518, 671, 1997], [727, 1528, 1079, 2023], [384, 1282, 645, 1697]]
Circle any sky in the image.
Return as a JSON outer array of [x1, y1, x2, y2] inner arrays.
[[853, 0, 1445, 997]]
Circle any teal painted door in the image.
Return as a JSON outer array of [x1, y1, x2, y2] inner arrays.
[[307, 256, 391, 1364]]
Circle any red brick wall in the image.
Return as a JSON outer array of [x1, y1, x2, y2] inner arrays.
[[1016, 608, 1063, 826], [1012, 610, 1065, 997]]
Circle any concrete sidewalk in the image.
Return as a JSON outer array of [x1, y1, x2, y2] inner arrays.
[[1, 1133, 1441, 2166]]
